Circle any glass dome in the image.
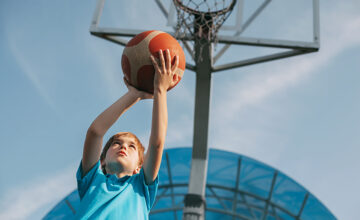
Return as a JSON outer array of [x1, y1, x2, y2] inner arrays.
[[44, 147, 336, 220]]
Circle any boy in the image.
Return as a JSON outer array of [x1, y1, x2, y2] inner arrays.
[[75, 49, 180, 219]]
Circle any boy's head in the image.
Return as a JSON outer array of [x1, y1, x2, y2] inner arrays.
[[100, 132, 145, 175]]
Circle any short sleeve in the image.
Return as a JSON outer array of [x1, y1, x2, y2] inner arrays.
[[139, 168, 159, 211], [76, 161, 102, 199]]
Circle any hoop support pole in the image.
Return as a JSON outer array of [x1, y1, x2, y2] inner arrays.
[[183, 38, 213, 220]]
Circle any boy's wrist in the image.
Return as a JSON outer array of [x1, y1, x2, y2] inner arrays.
[[126, 89, 153, 101], [153, 86, 167, 95], [125, 90, 141, 101]]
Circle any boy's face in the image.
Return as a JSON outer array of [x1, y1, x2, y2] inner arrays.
[[103, 135, 141, 175]]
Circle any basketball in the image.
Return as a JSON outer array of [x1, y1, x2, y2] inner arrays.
[[121, 30, 186, 93]]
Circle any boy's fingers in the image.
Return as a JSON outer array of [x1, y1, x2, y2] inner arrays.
[[150, 55, 161, 73], [171, 55, 179, 72], [150, 55, 157, 66], [166, 49, 171, 73], [159, 50, 166, 74]]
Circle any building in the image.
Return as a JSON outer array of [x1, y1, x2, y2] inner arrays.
[[44, 147, 336, 219]]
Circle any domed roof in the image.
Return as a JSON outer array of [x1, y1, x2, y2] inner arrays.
[[44, 147, 336, 220]]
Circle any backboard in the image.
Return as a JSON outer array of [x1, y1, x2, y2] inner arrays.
[[89, 0, 320, 72]]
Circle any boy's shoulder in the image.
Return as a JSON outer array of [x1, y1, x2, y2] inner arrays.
[[76, 161, 157, 198], [75, 163, 159, 219]]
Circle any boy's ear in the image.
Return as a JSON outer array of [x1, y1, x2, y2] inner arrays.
[[133, 166, 141, 175]]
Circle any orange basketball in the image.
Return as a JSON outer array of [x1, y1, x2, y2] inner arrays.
[[121, 30, 186, 93]]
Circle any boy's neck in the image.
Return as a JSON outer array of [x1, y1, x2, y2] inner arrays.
[[106, 166, 134, 178], [116, 172, 132, 178]]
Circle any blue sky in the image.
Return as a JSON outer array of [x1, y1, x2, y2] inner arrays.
[[0, 0, 359, 219]]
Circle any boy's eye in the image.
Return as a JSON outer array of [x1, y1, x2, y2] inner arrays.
[[130, 145, 135, 149]]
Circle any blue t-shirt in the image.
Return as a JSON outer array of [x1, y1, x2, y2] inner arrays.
[[75, 161, 158, 220]]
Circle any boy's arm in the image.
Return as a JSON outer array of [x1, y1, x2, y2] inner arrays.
[[143, 49, 179, 184], [82, 81, 153, 177]]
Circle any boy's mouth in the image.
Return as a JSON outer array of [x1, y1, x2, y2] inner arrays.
[[117, 151, 127, 156]]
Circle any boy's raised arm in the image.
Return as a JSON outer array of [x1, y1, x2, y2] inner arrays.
[[143, 49, 179, 185], [82, 81, 153, 177]]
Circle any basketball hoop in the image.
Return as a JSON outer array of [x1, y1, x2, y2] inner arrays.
[[173, 0, 237, 49]]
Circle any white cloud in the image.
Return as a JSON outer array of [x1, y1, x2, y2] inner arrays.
[[5, 32, 58, 113], [211, 4, 360, 151], [0, 166, 77, 220], [207, 4, 360, 219], [166, 113, 194, 146], [86, 40, 125, 101], [165, 73, 196, 147]]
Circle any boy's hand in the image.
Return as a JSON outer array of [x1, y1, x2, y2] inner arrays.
[[150, 49, 179, 93], [123, 77, 153, 100]]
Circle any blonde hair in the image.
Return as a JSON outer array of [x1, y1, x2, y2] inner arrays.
[[100, 132, 145, 174]]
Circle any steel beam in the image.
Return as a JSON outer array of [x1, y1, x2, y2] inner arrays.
[[296, 193, 309, 219], [90, 27, 146, 37], [232, 158, 242, 216], [206, 207, 253, 220], [208, 186, 230, 210], [217, 36, 319, 50], [261, 171, 278, 220], [166, 152, 178, 220], [214, 0, 272, 63], [186, 63, 196, 72], [313, 0, 320, 44], [151, 206, 184, 214], [90, 0, 105, 27], [152, 187, 169, 208], [152, 182, 303, 219], [91, 34, 128, 46], [183, 37, 212, 219], [232, 158, 258, 219], [271, 205, 281, 220], [212, 49, 309, 72], [154, 0, 168, 18]]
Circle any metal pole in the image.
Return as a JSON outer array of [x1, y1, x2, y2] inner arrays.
[[183, 15, 213, 220], [90, 0, 105, 28], [313, 0, 320, 44]]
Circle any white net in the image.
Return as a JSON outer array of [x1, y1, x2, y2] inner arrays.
[[173, 0, 236, 60]]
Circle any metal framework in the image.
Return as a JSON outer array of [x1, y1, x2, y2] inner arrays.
[[43, 148, 336, 220], [90, 0, 320, 73], [147, 148, 334, 220], [89, 1, 320, 219], [151, 182, 310, 220]]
